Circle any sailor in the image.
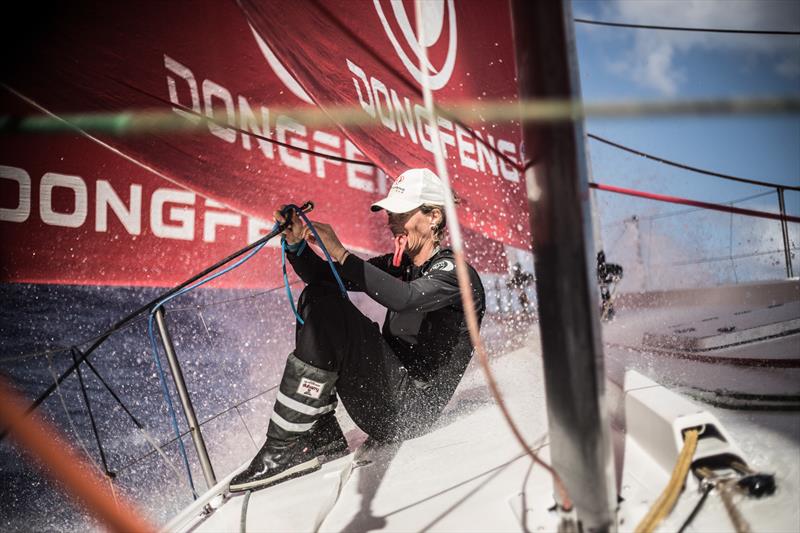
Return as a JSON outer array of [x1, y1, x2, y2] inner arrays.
[[506, 262, 535, 315], [596, 251, 623, 321], [230, 168, 485, 492]]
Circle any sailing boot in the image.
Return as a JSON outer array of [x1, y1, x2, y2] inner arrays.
[[309, 411, 349, 461], [229, 353, 338, 492]]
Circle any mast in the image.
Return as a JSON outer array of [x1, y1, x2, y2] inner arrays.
[[510, 1, 617, 531]]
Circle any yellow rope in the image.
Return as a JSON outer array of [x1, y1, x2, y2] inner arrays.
[[635, 429, 700, 533]]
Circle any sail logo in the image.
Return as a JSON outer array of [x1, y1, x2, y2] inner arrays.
[[249, 24, 313, 105], [373, 0, 457, 90]]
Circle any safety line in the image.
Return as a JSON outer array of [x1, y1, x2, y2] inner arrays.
[[115, 384, 279, 474], [71, 347, 113, 477], [588, 133, 800, 191], [655, 248, 798, 269], [590, 182, 800, 223], [574, 18, 800, 35], [2, 225, 289, 441], [81, 356, 188, 482], [0, 318, 146, 364], [45, 352, 102, 475], [601, 190, 776, 227], [1, 284, 296, 365]]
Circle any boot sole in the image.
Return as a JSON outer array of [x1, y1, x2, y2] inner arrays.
[[228, 457, 321, 493]]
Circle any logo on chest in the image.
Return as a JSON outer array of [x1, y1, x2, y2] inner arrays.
[[429, 259, 455, 272]]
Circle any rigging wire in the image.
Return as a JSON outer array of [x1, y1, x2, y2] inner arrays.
[[2, 219, 294, 439], [602, 190, 776, 227], [115, 384, 279, 475], [590, 182, 800, 223], [144, 236, 274, 498], [80, 355, 188, 482], [412, 0, 572, 510], [588, 133, 800, 192], [70, 347, 113, 477], [0, 283, 299, 365], [108, 76, 375, 167], [655, 248, 798, 269], [44, 352, 109, 482], [141, 205, 338, 497], [574, 18, 800, 35]]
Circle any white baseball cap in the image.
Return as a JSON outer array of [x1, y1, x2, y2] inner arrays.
[[371, 168, 447, 213]]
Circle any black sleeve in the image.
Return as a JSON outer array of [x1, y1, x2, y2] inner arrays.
[[286, 247, 399, 291], [338, 254, 463, 313]]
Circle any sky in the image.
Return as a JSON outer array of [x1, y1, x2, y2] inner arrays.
[[571, 0, 800, 287]]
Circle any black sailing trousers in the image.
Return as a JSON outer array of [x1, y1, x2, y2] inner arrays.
[[293, 283, 427, 441]]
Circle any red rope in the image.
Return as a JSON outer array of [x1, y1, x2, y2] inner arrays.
[[590, 182, 800, 223]]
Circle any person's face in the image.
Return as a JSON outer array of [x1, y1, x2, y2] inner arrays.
[[386, 207, 440, 251]]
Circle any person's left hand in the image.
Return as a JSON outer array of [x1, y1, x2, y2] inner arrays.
[[304, 221, 348, 263]]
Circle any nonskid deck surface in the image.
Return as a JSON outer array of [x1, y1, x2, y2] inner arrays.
[[603, 280, 800, 405], [187, 343, 562, 532], [170, 281, 799, 532]]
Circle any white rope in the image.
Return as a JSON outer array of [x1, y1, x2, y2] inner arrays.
[[413, 0, 572, 509]]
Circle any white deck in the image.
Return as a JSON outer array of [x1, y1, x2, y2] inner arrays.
[[165, 280, 800, 532]]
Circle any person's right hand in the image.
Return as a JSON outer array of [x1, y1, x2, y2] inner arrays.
[[274, 207, 305, 245]]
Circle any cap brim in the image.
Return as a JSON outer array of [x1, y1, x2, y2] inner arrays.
[[370, 197, 422, 213]]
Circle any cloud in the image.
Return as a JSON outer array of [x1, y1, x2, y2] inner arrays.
[[598, 0, 800, 95]]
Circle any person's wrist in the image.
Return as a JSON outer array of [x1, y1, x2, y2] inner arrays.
[[336, 248, 349, 263]]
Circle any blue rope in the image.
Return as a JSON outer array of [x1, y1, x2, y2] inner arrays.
[[146, 315, 198, 498], [144, 205, 348, 498], [146, 230, 272, 498], [281, 237, 305, 324], [287, 205, 348, 298]]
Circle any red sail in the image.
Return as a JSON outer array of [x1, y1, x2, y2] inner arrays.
[[0, 0, 528, 287]]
